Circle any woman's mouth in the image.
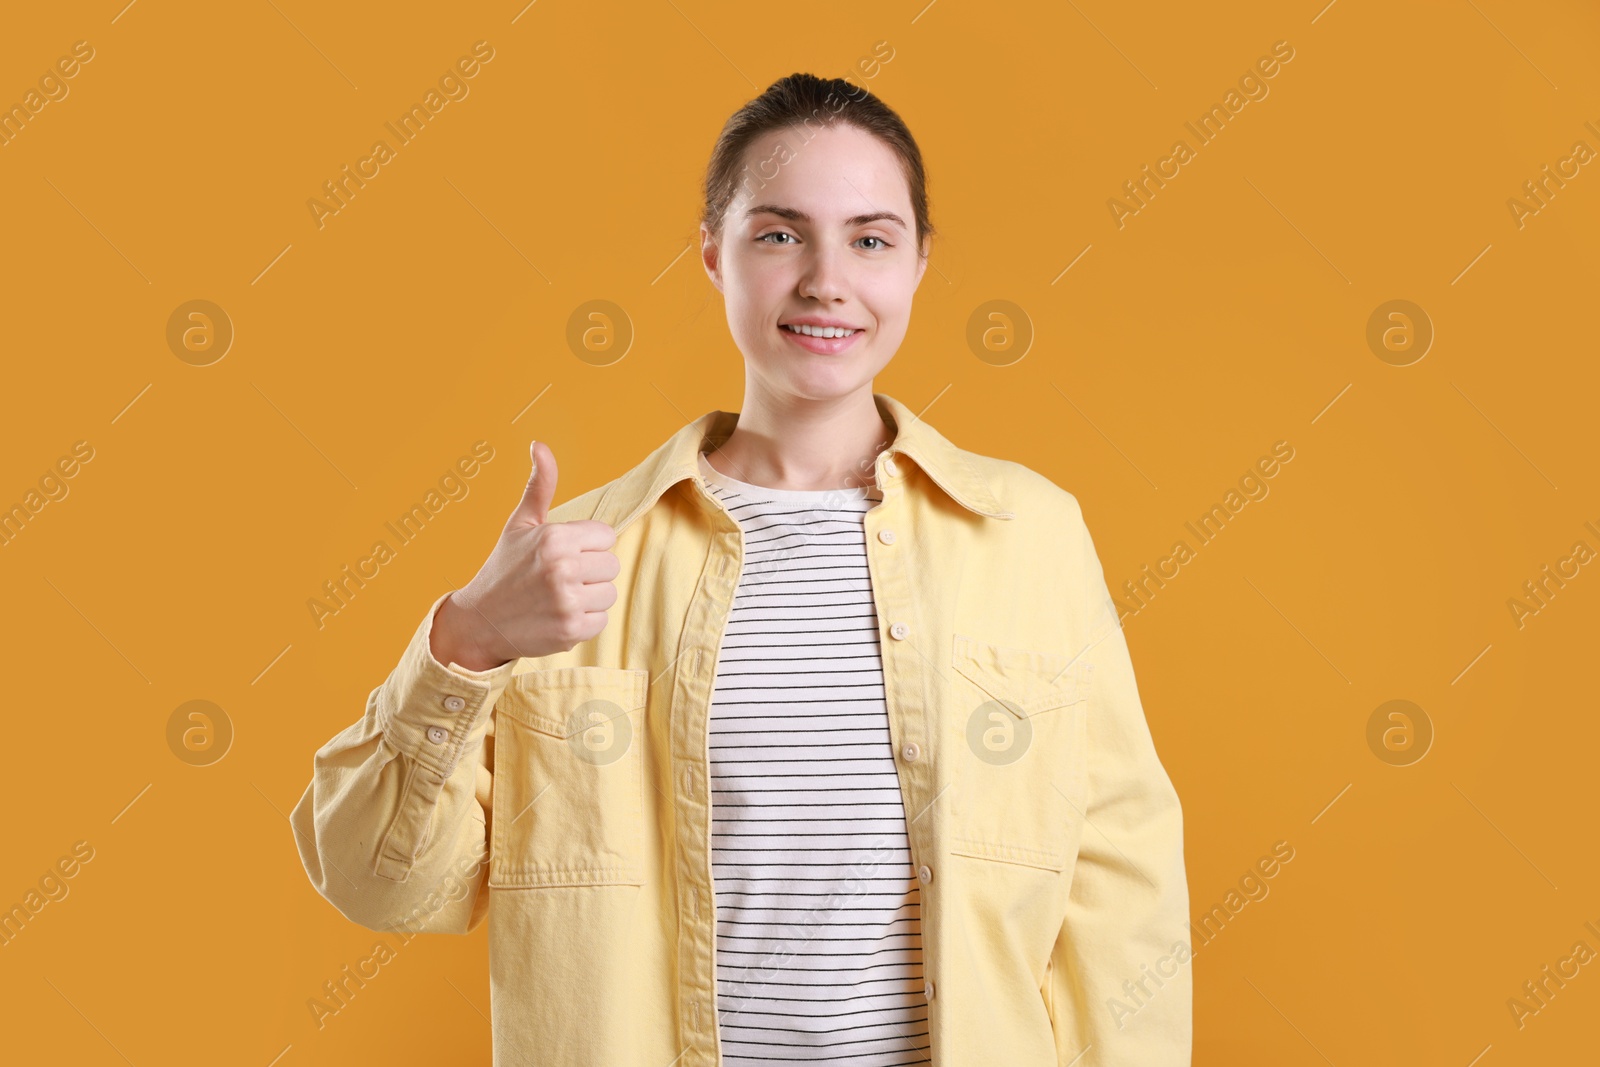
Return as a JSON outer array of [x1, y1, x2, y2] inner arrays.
[[778, 322, 865, 355]]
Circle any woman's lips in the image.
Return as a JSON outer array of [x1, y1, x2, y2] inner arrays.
[[778, 324, 865, 354]]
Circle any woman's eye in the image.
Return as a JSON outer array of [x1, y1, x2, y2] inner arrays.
[[756, 232, 891, 250]]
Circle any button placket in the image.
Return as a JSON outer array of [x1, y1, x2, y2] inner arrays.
[[863, 481, 938, 1032], [671, 513, 742, 1060]]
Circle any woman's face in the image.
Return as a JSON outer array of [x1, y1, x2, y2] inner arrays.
[[702, 123, 929, 403]]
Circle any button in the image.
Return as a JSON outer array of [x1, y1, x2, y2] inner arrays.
[[442, 695, 466, 712], [889, 622, 909, 640], [924, 980, 935, 1001], [426, 726, 448, 745], [917, 864, 933, 884], [884, 456, 900, 478], [877, 529, 897, 545], [901, 742, 920, 762]]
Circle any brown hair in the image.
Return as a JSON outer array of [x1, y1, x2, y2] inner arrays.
[[700, 72, 935, 258]]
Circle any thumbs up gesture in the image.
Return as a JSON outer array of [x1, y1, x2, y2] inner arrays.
[[429, 441, 620, 670]]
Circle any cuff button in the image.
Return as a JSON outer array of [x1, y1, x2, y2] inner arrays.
[[426, 726, 448, 745], [443, 695, 467, 712]]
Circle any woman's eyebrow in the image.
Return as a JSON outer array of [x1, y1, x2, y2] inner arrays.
[[745, 204, 907, 230]]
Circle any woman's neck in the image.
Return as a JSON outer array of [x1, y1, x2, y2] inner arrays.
[[705, 387, 893, 493]]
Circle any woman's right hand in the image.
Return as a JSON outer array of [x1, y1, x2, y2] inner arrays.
[[429, 440, 620, 671]]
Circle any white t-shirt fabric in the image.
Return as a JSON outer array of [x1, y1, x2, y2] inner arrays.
[[696, 449, 930, 1067]]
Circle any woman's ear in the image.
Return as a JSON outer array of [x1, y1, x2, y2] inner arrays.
[[701, 223, 725, 294]]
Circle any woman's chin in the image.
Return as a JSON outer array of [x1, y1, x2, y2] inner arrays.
[[780, 362, 873, 397]]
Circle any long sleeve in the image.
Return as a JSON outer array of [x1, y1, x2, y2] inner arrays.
[[290, 590, 518, 935], [1047, 505, 1192, 1064]]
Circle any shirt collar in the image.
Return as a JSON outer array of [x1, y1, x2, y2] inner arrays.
[[591, 392, 1015, 534]]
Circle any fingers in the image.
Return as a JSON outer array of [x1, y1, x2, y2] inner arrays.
[[574, 579, 619, 614], [573, 548, 621, 585], [559, 519, 619, 550]]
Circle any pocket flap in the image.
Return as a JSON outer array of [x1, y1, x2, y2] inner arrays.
[[951, 634, 1093, 719], [498, 666, 648, 739]]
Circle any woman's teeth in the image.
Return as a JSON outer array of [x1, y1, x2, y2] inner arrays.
[[782, 324, 860, 338]]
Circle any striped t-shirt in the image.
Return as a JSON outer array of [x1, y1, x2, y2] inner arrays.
[[697, 450, 930, 1067]]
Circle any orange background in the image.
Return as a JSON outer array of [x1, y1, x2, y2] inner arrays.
[[2, 1, 1596, 1064]]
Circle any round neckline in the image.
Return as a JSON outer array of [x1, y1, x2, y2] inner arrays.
[[697, 451, 878, 503]]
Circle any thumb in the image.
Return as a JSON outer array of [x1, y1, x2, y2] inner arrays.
[[511, 440, 558, 525]]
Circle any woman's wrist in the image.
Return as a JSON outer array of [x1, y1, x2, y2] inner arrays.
[[430, 592, 509, 672]]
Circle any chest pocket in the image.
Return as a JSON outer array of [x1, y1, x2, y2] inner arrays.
[[947, 634, 1092, 873], [489, 666, 649, 888]]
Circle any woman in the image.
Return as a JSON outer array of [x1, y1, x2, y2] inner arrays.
[[292, 73, 1190, 1066]]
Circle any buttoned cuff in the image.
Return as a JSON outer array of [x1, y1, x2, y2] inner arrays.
[[378, 590, 518, 777]]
